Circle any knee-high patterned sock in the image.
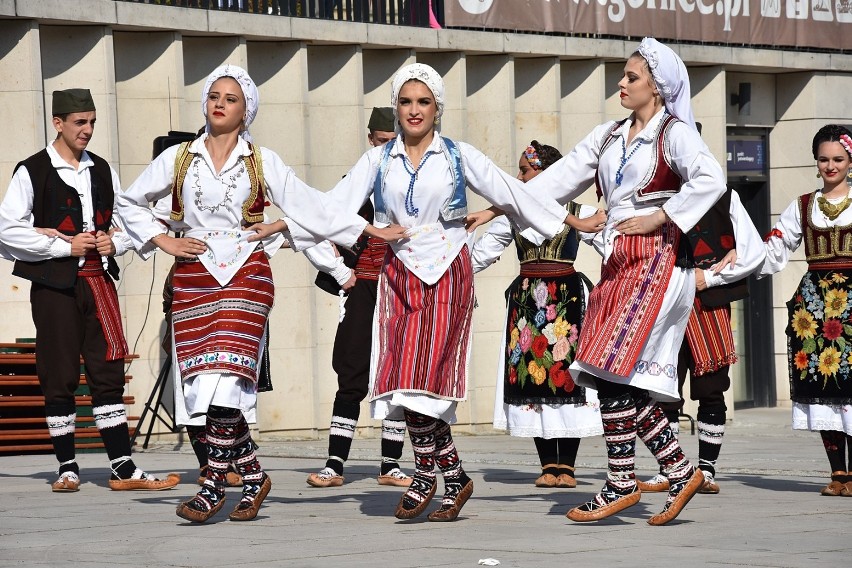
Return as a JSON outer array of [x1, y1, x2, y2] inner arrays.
[[635, 394, 694, 509], [186, 425, 209, 468], [696, 410, 726, 476], [46, 403, 78, 475], [186, 406, 237, 512], [380, 418, 406, 475], [434, 420, 471, 509], [231, 412, 266, 508], [820, 430, 847, 478], [576, 393, 638, 512], [401, 410, 438, 511], [326, 400, 360, 475], [93, 401, 138, 479]]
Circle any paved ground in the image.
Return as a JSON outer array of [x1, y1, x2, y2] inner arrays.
[[0, 408, 848, 567]]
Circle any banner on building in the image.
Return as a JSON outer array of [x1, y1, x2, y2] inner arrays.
[[445, 0, 852, 51]]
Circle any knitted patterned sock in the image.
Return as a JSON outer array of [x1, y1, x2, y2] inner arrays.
[[636, 395, 694, 510], [93, 400, 137, 479], [821, 430, 847, 475], [433, 419, 470, 509], [186, 425, 209, 468], [325, 399, 360, 475], [696, 410, 726, 477], [400, 410, 437, 511], [380, 418, 406, 475], [575, 393, 638, 512], [185, 406, 236, 512], [230, 412, 266, 510], [46, 403, 78, 475]]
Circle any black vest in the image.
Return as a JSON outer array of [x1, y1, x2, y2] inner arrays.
[[684, 189, 748, 308], [12, 149, 119, 289]]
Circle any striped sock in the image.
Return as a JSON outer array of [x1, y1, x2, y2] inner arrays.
[[231, 412, 265, 508], [696, 410, 725, 476], [93, 401, 137, 479], [380, 418, 406, 475], [576, 393, 638, 512], [401, 411, 437, 511], [326, 400, 359, 475], [186, 405, 237, 512], [46, 403, 78, 475], [636, 396, 694, 510], [434, 420, 469, 508]]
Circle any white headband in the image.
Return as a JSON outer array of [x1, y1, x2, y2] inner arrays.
[[637, 38, 696, 131], [201, 64, 259, 142], [391, 63, 445, 133]]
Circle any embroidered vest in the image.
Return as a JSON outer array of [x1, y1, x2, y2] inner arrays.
[[373, 136, 467, 224], [170, 141, 266, 225], [595, 114, 683, 203], [514, 202, 579, 265], [800, 192, 852, 264], [12, 149, 118, 289], [685, 190, 749, 308]]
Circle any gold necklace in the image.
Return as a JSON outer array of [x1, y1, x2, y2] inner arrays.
[[817, 192, 852, 220]]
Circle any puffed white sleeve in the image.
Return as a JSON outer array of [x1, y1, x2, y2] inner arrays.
[[107, 165, 135, 257], [576, 204, 606, 258], [457, 142, 568, 240], [661, 122, 727, 232], [261, 148, 367, 251], [470, 216, 513, 274], [303, 241, 352, 285], [757, 198, 803, 279], [114, 145, 180, 259], [703, 190, 766, 288]]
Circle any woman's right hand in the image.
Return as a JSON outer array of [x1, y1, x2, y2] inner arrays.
[[465, 206, 502, 233], [567, 209, 607, 233], [151, 234, 207, 260]]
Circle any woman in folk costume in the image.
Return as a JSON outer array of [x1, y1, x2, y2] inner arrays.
[[299, 63, 573, 521], [117, 65, 379, 523], [470, 38, 727, 525], [470, 141, 605, 489], [759, 124, 852, 497]]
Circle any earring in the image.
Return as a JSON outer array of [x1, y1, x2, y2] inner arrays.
[[434, 116, 440, 125], [818, 170, 823, 178]]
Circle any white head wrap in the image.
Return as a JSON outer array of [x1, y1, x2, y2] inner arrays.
[[637, 38, 696, 131], [201, 64, 259, 142], [391, 63, 445, 133]]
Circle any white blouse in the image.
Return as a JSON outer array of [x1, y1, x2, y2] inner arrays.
[[117, 135, 367, 266], [311, 133, 569, 284], [522, 109, 727, 261], [759, 187, 852, 277], [0, 141, 133, 263], [701, 189, 766, 287]]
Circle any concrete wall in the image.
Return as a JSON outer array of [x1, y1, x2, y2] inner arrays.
[[2, 0, 852, 439]]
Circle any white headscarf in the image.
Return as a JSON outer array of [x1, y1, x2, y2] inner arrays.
[[637, 38, 696, 131], [391, 63, 445, 133], [201, 64, 259, 142]]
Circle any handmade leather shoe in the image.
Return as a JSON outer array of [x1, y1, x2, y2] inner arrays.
[[109, 472, 180, 491], [427, 479, 473, 522], [841, 481, 852, 497], [377, 468, 413, 487], [176, 497, 226, 523], [821, 480, 845, 496], [566, 488, 641, 522], [306, 467, 344, 488], [647, 468, 704, 526], [229, 474, 272, 521], [698, 472, 720, 494], [394, 480, 437, 519], [556, 467, 577, 489], [637, 473, 670, 493], [534, 473, 558, 488], [51, 471, 80, 493]]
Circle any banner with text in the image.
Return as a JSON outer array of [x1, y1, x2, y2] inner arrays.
[[446, 0, 852, 51]]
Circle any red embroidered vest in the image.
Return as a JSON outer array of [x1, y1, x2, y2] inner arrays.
[[800, 192, 852, 266]]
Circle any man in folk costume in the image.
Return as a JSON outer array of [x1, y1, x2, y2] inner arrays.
[[0, 89, 180, 492], [638, 188, 765, 495], [303, 107, 412, 489]]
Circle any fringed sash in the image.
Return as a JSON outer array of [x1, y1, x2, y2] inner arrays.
[[684, 297, 737, 376], [78, 253, 128, 361]]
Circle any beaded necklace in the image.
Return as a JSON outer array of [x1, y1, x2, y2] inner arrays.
[[401, 151, 435, 217], [192, 157, 242, 214], [615, 136, 645, 187]]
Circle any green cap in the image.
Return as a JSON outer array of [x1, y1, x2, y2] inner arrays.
[[368, 107, 395, 132], [52, 89, 96, 116]]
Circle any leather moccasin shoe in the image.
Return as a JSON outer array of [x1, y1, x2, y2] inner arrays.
[[647, 468, 704, 526], [378, 468, 413, 487], [395, 481, 437, 520], [176, 498, 225, 523], [109, 472, 180, 491], [556, 469, 577, 489], [821, 480, 845, 496], [698, 472, 720, 494], [566, 488, 641, 522], [196, 466, 243, 487], [306, 467, 344, 488], [229, 475, 272, 521], [840, 481, 852, 497], [637, 474, 670, 493], [52, 472, 80, 493], [427, 479, 474, 522], [534, 473, 558, 488]]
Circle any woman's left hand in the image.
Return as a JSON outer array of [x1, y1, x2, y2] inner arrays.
[[465, 206, 503, 233], [615, 209, 667, 236], [246, 220, 287, 242]]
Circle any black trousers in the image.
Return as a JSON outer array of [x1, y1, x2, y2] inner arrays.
[[659, 340, 730, 417], [331, 277, 378, 404], [31, 280, 125, 405]]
